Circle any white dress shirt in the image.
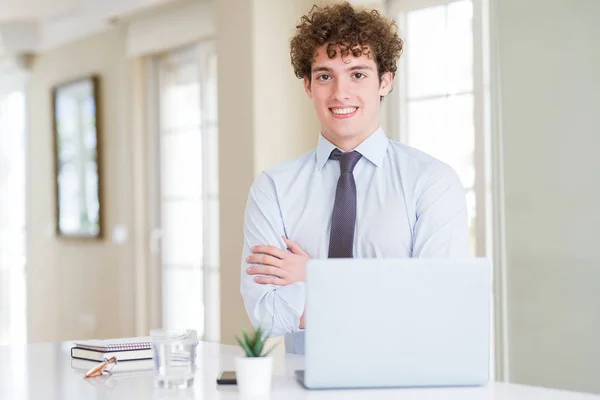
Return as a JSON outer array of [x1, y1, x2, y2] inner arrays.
[[240, 127, 471, 354]]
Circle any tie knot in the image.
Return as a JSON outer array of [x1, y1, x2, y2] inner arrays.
[[330, 149, 362, 173]]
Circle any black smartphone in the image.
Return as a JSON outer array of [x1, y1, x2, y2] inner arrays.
[[216, 371, 237, 385]]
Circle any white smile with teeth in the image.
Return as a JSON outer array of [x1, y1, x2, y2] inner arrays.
[[331, 107, 357, 115]]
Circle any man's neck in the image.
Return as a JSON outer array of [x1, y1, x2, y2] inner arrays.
[[323, 127, 380, 152]]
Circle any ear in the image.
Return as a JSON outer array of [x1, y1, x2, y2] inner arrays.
[[303, 76, 313, 99], [378, 72, 393, 97]]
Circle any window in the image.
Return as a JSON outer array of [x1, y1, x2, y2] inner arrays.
[[0, 87, 27, 346], [387, 0, 495, 377], [388, 0, 488, 257], [150, 43, 220, 341]]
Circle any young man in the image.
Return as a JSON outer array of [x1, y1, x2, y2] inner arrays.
[[240, 2, 471, 354]]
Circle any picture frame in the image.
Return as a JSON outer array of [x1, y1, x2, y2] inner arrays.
[[52, 75, 102, 239]]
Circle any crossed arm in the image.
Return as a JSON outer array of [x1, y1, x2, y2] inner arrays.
[[240, 162, 470, 336], [240, 173, 310, 337]]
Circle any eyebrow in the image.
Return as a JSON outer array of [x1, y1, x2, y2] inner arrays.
[[311, 64, 375, 74]]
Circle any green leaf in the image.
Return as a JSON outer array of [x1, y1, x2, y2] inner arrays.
[[253, 327, 263, 349], [237, 326, 273, 357], [241, 329, 254, 355], [236, 335, 254, 357], [253, 337, 265, 357]]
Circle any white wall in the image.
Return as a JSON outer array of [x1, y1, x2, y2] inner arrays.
[[26, 26, 136, 342], [215, 0, 255, 346], [126, 0, 214, 57], [252, 0, 321, 175], [496, 0, 600, 393]]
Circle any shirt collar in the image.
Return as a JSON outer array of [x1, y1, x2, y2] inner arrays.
[[316, 126, 389, 170]]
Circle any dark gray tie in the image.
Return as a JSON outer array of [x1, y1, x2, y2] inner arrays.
[[328, 149, 362, 258]]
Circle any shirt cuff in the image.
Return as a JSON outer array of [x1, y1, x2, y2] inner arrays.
[[273, 281, 305, 333]]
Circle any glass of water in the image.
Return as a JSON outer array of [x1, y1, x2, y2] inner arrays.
[[150, 329, 198, 389]]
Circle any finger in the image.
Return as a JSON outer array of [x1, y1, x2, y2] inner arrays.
[[282, 235, 308, 256], [251, 245, 288, 259], [246, 254, 283, 268], [246, 265, 288, 278], [254, 276, 287, 286]]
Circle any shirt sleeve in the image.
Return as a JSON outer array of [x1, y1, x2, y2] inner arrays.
[[240, 172, 305, 337], [412, 160, 472, 258]]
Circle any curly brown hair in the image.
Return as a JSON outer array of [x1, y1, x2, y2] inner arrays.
[[290, 2, 403, 81]]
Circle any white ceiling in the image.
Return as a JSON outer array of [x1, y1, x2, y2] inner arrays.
[[0, 0, 386, 57], [0, 0, 173, 22], [0, 0, 78, 21], [0, 0, 175, 55]]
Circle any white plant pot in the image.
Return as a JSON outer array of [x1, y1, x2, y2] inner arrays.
[[235, 356, 274, 396]]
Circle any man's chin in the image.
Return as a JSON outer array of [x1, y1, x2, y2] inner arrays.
[[323, 130, 364, 142]]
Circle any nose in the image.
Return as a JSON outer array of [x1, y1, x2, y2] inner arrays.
[[331, 78, 351, 102]]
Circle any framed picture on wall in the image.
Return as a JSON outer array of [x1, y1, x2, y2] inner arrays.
[[52, 75, 102, 239]]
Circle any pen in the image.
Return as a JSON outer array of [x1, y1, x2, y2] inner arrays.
[[84, 357, 118, 378]]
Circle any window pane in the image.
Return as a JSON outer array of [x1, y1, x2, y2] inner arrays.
[[162, 200, 203, 266], [162, 266, 204, 335], [204, 52, 218, 125], [0, 92, 26, 232], [161, 62, 201, 131], [406, 5, 447, 98], [0, 229, 25, 265], [158, 45, 219, 338], [204, 268, 220, 342], [161, 130, 203, 198], [0, 89, 27, 346], [405, 0, 473, 98], [407, 94, 475, 189], [447, 0, 473, 93]]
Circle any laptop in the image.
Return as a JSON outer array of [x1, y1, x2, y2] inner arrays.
[[295, 258, 492, 389]]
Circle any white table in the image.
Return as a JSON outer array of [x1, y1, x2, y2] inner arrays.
[[0, 341, 599, 399]]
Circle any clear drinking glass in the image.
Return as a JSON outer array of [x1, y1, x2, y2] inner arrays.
[[151, 329, 198, 389]]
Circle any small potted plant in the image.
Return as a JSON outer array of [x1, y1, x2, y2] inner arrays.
[[235, 326, 277, 396]]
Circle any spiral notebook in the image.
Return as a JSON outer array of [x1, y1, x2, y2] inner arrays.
[[71, 357, 153, 374], [71, 336, 153, 362]]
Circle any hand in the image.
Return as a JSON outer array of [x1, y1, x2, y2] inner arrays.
[[246, 235, 310, 286]]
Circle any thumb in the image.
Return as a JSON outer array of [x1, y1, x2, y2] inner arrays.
[[282, 235, 308, 256]]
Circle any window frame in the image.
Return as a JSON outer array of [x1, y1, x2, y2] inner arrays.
[[386, 0, 508, 381], [387, 0, 487, 258], [145, 40, 220, 342]]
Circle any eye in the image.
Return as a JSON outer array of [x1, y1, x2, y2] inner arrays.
[[353, 72, 366, 79], [317, 74, 331, 81]]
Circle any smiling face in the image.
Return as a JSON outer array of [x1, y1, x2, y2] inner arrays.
[[304, 44, 393, 151]]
